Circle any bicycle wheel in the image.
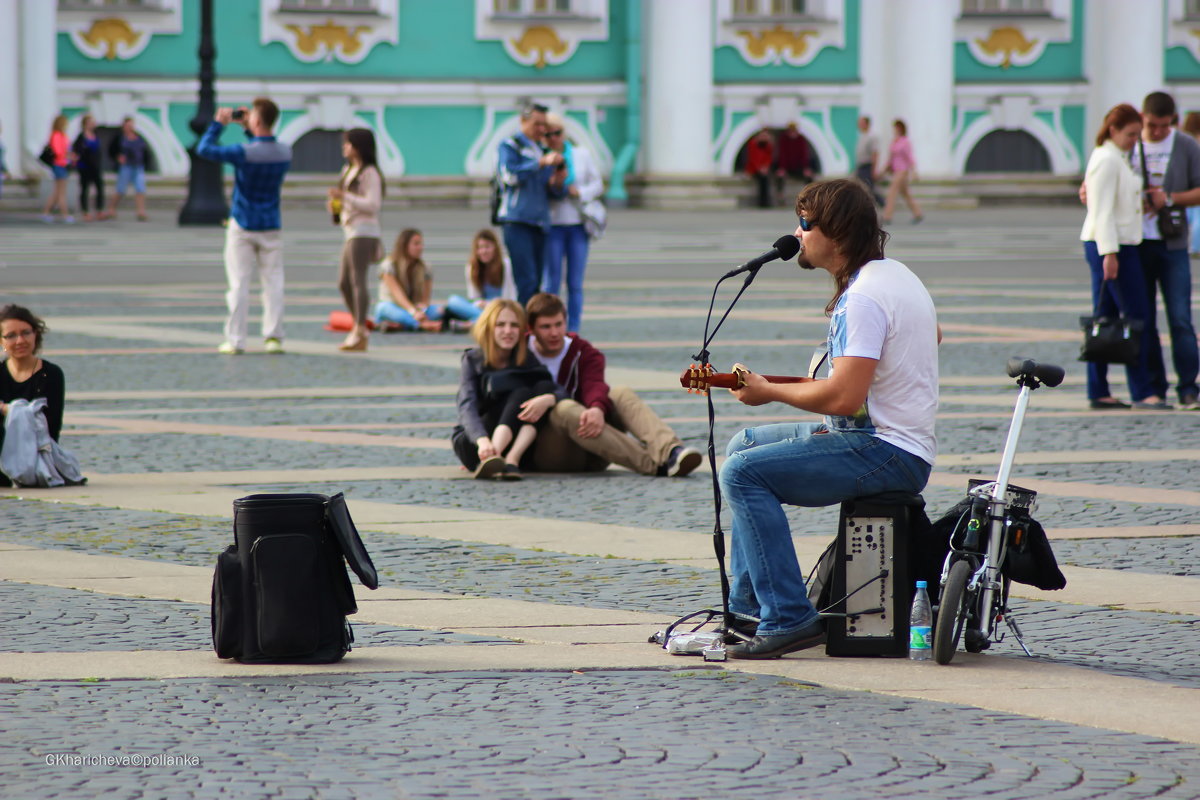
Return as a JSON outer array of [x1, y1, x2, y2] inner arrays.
[[933, 559, 972, 665]]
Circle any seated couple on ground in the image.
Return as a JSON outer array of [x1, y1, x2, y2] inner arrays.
[[452, 293, 702, 481]]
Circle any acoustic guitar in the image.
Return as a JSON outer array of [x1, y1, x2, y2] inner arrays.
[[679, 363, 812, 395]]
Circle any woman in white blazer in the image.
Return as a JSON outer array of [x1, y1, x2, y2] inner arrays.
[[1081, 104, 1161, 409], [542, 112, 605, 333]]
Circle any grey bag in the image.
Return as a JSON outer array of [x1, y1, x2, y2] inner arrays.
[[0, 398, 86, 487]]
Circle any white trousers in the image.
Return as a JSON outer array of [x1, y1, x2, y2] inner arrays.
[[223, 220, 284, 348]]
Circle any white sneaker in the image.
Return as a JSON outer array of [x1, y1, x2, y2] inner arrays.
[[264, 338, 284, 355], [217, 342, 244, 355]]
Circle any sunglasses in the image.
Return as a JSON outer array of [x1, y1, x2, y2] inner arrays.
[[545, 129, 563, 136], [797, 216, 815, 232]]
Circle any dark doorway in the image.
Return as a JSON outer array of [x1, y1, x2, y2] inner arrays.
[[732, 127, 822, 175], [291, 129, 345, 172], [965, 129, 1051, 173]]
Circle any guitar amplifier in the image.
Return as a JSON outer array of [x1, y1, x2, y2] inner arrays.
[[824, 495, 914, 657]]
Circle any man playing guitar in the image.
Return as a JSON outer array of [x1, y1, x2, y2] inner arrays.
[[718, 179, 940, 659]]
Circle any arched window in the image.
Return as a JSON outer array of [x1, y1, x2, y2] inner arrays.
[[965, 129, 1051, 173], [732, 127, 822, 175], [290, 129, 345, 172]]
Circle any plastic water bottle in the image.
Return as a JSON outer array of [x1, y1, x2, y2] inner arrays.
[[909, 580, 932, 661]]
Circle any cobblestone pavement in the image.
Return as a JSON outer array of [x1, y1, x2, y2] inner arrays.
[[4, 671, 1200, 800], [3, 205, 1199, 799]]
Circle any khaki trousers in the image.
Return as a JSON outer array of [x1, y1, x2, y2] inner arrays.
[[533, 385, 681, 475]]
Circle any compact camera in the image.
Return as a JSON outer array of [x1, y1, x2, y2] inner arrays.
[[231, 109, 246, 122]]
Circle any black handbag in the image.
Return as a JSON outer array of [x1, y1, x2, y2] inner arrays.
[[1139, 142, 1187, 238], [1079, 281, 1143, 365], [38, 145, 55, 167]]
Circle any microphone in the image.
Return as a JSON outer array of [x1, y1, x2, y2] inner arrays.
[[721, 235, 802, 279]]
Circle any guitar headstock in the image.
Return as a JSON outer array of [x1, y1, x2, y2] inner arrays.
[[680, 363, 716, 395]]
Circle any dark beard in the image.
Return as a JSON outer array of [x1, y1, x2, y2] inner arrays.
[[796, 253, 817, 270]]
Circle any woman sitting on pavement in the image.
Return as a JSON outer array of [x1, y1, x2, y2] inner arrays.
[[373, 228, 476, 332], [452, 299, 558, 480], [0, 305, 66, 487], [459, 228, 516, 323]]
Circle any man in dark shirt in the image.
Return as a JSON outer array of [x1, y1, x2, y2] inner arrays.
[[108, 117, 149, 221]]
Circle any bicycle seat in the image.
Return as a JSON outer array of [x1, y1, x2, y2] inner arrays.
[[1006, 357, 1064, 387]]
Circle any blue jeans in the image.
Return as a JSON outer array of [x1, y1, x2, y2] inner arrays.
[[373, 301, 444, 330], [503, 223, 546, 305], [1139, 240, 1199, 401], [718, 423, 931, 636], [444, 294, 481, 322], [543, 224, 590, 332], [1083, 242, 1157, 402], [1188, 207, 1200, 254]]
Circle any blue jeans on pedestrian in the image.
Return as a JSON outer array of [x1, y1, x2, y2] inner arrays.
[[1188, 207, 1200, 254], [1083, 241, 1157, 402], [1139, 240, 1199, 402], [543, 224, 590, 332], [503, 223, 546, 305], [373, 301, 444, 330], [718, 423, 931, 637]]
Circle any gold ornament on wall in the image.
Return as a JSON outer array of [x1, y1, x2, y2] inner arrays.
[[974, 26, 1037, 70], [284, 20, 371, 59], [79, 18, 144, 61], [510, 25, 570, 69], [736, 26, 818, 63]]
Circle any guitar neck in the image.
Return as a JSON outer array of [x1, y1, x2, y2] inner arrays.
[[707, 374, 810, 390]]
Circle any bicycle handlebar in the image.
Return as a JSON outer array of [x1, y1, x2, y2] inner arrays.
[[1006, 357, 1064, 388]]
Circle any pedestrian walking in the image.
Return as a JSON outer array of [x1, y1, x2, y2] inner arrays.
[[40, 114, 73, 224], [329, 128, 384, 353], [197, 98, 292, 355], [496, 103, 561, 305], [108, 117, 149, 222], [881, 119, 922, 224], [745, 129, 774, 209], [541, 112, 604, 333], [853, 116, 884, 207], [1079, 103, 1161, 410], [72, 114, 106, 222]]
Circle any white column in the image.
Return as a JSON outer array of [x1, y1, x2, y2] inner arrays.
[[642, 0, 713, 175], [1086, 0, 1164, 135], [889, 0, 955, 177], [18, 0, 57, 173], [857, 0, 893, 133], [0, 1, 21, 174]]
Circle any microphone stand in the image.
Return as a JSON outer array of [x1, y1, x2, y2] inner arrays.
[[662, 265, 765, 658]]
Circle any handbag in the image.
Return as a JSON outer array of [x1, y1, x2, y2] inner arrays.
[[576, 197, 607, 240], [1139, 142, 1187, 239], [38, 145, 55, 168], [1078, 280, 1143, 365]]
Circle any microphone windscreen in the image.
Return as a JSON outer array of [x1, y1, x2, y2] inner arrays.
[[773, 234, 801, 261]]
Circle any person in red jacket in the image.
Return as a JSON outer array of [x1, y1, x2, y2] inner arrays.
[[524, 293, 701, 476], [745, 129, 775, 209]]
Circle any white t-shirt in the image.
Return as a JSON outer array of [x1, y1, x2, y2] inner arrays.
[[826, 258, 939, 464], [527, 335, 572, 384], [1137, 132, 1173, 241]]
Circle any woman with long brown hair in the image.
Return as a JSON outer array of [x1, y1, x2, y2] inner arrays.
[[372, 228, 445, 332], [329, 128, 385, 351], [458, 228, 516, 322], [1080, 103, 1159, 409], [880, 118, 922, 224]]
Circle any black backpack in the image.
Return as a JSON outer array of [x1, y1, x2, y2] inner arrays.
[[211, 492, 378, 664]]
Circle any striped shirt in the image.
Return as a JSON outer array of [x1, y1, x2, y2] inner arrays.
[[197, 122, 292, 231]]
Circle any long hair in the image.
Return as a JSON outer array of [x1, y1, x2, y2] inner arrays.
[[468, 229, 505, 294], [473, 299, 527, 369], [342, 128, 386, 197], [0, 304, 48, 354], [1095, 104, 1141, 147], [51, 114, 68, 134], [1183, 111, 1200, 138], [795, 179, 890, 315], [388, 228, 425, 297]]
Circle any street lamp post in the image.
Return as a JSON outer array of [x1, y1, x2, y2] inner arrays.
[[178, 0, 228, 226]]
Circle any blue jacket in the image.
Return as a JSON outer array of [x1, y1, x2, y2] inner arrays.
[[496, 132, 555, 229], [197, 122, 292, 231]]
